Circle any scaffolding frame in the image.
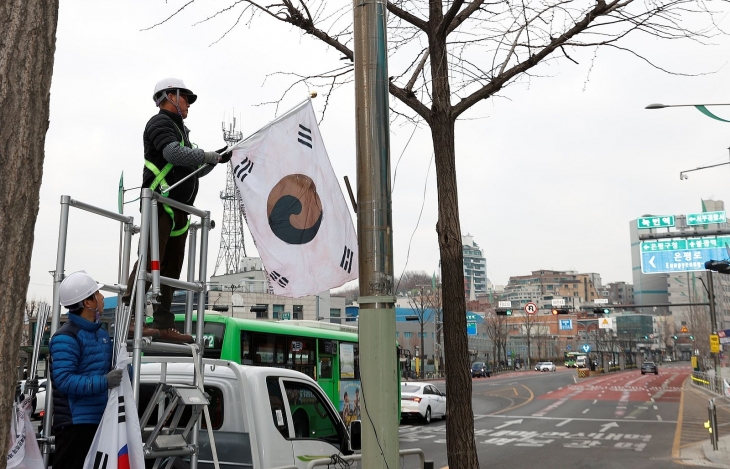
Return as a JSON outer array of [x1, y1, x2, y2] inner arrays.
[[42, 189, 212, 468]]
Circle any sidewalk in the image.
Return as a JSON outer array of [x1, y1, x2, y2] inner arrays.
[[678, 377, 730, 468]]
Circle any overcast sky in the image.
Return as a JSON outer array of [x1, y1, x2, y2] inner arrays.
[[26, 1, 730, 301]]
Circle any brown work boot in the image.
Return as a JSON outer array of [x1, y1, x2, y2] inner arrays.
[[128, 323, 161, 339], [156, 328, 194, 344]]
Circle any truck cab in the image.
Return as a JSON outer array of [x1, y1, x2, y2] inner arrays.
[[138, 360, 359, 468]]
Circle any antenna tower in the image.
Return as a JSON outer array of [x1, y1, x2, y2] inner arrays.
[[214, 115, 247, 275]]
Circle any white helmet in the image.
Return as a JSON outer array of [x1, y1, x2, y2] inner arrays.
[[59, 271, 104, 307], [153, 78, 197, 105]]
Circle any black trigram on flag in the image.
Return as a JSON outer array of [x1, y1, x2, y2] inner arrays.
[[93, 451, 109, 469], [234, 157, 254, 182], [297, 124, 312, 148], [340, 246, 353, 274], [118, 395, 126, 423], [270, 271, 289, 288]]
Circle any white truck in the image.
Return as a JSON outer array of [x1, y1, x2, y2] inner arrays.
[[575, 356, 588, 368], [138, 359, 361, 469]]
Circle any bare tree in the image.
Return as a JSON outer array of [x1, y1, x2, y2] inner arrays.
[[519, 311, 539, 368], [0, 2, 59, 465], [484, 311, 508, 368], [152, 0, 729, 464], [396, 270, 432, 295], [407, 285, 433, 377]]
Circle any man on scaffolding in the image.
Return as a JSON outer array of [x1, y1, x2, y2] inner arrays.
[[123, 78, 230, 344]]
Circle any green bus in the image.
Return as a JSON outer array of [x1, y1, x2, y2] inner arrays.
[[164, 313, 393, 424]]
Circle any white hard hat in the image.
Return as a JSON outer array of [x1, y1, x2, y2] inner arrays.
[[153, 78, 197, 104], [59, 271, 104, 307]]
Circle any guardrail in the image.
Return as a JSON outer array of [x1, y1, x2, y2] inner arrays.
[[691, 370, 727, 397], [304, 448, 430, 469]]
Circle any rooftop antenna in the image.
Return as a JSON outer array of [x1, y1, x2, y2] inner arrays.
[[214, 112, 247, 275]]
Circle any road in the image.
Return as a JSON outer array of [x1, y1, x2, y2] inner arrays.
[[399, 363, 693, 468]]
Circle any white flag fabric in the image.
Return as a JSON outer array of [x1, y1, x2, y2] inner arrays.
[[230, 100, 358, 297], [6, 397, 44, 469], [82, 355, 145, 469]]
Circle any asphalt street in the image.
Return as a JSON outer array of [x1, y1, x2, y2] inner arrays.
[[399, 363, 693, 469]]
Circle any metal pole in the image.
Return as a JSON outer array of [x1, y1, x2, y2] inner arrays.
[[150, 200, 161, 301], [353, 0, 398, 465], [190, 211, 211, 469], [185, 224, 198, 335], [133, 189, 153, 402], [707, 271, 722, 393], [42, 196, 71, 465]]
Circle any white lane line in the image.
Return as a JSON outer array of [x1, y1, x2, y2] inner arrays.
[[653, 405, 658, 410], [593, 399, 597, 404], [479, 414, 677, 424], [657, 415, 663, 421], [556, 419, 573, 427], [582, 409, 590, 414]]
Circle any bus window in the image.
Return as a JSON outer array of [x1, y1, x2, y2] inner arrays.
[[252, 333, 276, 364], [241, 331, 252, 364], [319, 357, 333, 379]]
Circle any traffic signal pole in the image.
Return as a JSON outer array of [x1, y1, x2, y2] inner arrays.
[[706, 271, 722, 393]]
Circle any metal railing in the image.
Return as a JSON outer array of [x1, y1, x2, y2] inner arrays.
[[691, 371, 725, 397], [303, 448, 429, 469]]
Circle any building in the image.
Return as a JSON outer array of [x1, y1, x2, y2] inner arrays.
[[500, 270, 600, 311], [605, 281, 634, 306], [462, 234, 487, 299]]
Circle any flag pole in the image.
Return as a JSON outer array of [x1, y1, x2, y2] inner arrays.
[[162, 94, 317, 196]]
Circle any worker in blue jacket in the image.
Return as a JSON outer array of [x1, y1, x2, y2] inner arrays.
[[49, 271, 123, 469]]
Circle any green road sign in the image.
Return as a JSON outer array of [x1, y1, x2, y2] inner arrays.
[[686, 211, 726, 226], [641, 236, 730, 253], [637, 215, 675, 229]]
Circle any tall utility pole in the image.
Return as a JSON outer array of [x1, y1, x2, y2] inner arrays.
[[353, 0, 398, 466], [214, 117, 246, 276]]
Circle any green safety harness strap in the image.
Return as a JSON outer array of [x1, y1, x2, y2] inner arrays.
[[144, 159, 190, 237]]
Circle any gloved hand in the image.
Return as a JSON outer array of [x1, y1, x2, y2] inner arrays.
[[203, 151, 221, 165], [216, 146, 232, 164], [107, 369, 124, 389], [24, 378, 39, 395]]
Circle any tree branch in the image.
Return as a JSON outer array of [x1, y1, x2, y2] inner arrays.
[[389, 81, 432, 123], [387, 1, 429, 31], [438, 0, 465, 38], [447, 0, 485, 34]]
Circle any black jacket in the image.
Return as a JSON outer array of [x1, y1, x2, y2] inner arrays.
[[142, 109, 199, 205]]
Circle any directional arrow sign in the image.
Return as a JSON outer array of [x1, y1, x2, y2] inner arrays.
[[494, 419, 523, 430], [599, 422, 619, 433], [640, 237, 730, 274], [581, 344, 591, 353], [686, 211, 726, 226]]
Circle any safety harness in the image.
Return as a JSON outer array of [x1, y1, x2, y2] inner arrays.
[[143, 123, 196, 237]]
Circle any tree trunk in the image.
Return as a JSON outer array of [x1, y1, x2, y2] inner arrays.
[[0, 1, 58, 466], [429, 17, 479, 463]]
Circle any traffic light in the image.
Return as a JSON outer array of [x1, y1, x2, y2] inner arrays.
[[690, 335, 695, 341], [705, 260, 730, 274], [250, 304, 267, 313], [593, 308, 610, 314], [496, 309, 513, 316], [643, 335, 649, 340], [672, 335, 678, 339], [551, 308, 569, 315]]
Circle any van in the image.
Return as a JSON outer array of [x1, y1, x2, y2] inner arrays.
[[138, 359, 360, 468], [575, 356, 587, 368]]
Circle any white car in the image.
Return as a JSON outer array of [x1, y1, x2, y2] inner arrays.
[[17, 379, 47, 419], [400, 382, 446, 424], [539, 362, 556, 372]]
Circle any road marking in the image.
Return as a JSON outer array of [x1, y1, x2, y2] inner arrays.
[[494, 419, 523, 429], [593, 399, 597, 404], [653, 405, 658, 410], [671, 376, 687, 459], [480, 414, 676, 424], [657, 415, 662, 421], [600, 422, 619, 433], [582, 409, 590, 414], [556, 419, 573, 427], [491, 384, 535, 415]]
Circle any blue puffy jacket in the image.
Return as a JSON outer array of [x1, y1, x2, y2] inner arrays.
[[49, 313, 112, 431]]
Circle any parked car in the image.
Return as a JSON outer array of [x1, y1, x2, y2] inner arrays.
[[641, 362, 658, 375], [539, 362, 556, 372], [534, 362, 545, 371], [16, 379, 47, 419], [400, 382, 446, 424], [471, 361, 491, 378]]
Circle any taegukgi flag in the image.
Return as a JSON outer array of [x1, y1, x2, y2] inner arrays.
[[7, 397, 44, 469], [82, 353, 144, 469], [230, 99, 358, 297]]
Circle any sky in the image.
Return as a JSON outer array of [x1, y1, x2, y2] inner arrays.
[[25, 0, 730, 301]]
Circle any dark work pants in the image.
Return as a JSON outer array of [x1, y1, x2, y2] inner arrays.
[[52, 424, 98, 469], [123, 205, 188, 329]]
